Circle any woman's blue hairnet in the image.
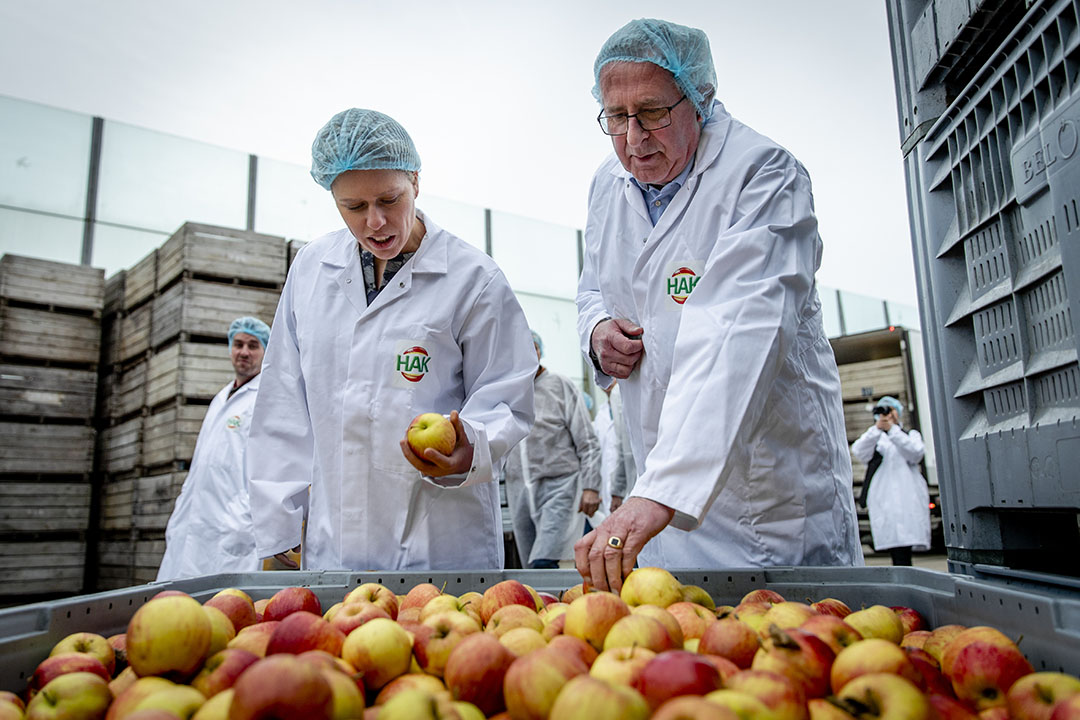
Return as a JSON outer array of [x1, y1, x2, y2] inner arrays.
[[530, 329, 544, 358], [592, 19, 718, 121], [228, 316, 271, 348], [310, 108, 421, 191], [877, 396, 904, 417]]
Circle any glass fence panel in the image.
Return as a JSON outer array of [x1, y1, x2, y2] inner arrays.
[[491, 211, 579, 300], [90, 222, 169, 276], [818, 285, 843, 338], [839, 290, 887, 335], [254, 157, 342, 241], [0, 208, 83, 264], [0, 96, 91, 218], [419, 195, 486, 252], [515, 292, 585, 389]]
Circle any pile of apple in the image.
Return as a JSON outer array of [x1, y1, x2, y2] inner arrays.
[[6, 567, 1080, 719]]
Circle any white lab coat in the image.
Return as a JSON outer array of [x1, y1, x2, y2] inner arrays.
[[592, 397, 616, 525], [577, 100, 863, 568], [157, 376, 262, 581], [247, 212, 536, 571], [851, 423, 930, 552]]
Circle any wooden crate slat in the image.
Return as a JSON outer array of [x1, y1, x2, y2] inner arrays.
[[104, 271, 126, 317], [123, 252, 157, 310], [0, 306, 100, 364], [156, 223, 286, 290], [100, 417, 142, 474], [837, 357, 908, 402], [146, 342, 232, 408], [108, 360, 148, 418], [287, 239, 308, 268], [142, 406, 205, 468], [0, 255, 105, 312], [150, 280, 279, 349], [0, 364, 97, 419], [0, 423, 95, 474], [118, 303, 152, 363]]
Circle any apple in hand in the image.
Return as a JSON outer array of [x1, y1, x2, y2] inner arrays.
[[407, 413, 456, 457], [228, 655, 333, 720], [126, 595, 212, 679], [49, 632, 116, 677], [549, 675, 651, 720], [444, 633, 515, 717], [25, 672, 112, 720], [1007, 671, 1080, 720], [632, 650, 723, 709]]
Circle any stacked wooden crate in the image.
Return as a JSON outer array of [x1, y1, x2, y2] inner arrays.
[[94, 223, 286, 588], [0, 255, 104, 602]]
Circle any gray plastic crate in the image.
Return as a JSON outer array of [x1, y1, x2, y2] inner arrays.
[[889, 0, 1080, 572], [2, 567, 1080, 689]]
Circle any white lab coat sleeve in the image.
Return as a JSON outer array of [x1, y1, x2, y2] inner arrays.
[[851, 426, 884, 463], [246, 268, 313, 557], [887, 426, 925, 464], [564, 380, 602, 492], [577, 173, 615, 390], [442, 271, 535, 488], [629, 149, 822, 530]]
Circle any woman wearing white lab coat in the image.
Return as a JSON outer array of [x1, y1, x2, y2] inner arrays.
[[850, 397, 930, 564], [247, 109, 535, 571], [577, 98, 863, 569], [158, 376, 262, 580]]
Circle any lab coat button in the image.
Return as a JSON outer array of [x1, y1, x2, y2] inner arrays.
[[346, 278, 352, 284], [399, 282, 404, 288]]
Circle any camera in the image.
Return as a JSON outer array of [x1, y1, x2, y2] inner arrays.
[[872, 406, 892, 417]]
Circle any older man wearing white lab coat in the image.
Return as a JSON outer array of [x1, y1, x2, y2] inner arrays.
[[157, 317, 270, 581], [576, 19, 862, 589]]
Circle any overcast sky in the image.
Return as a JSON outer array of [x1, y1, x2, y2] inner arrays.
[[0, 1, 919, 306]]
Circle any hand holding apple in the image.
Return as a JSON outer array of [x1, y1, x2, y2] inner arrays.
[[400, 410, 474, 478]]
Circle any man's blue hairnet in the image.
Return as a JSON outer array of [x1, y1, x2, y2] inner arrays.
[[228, 316, 270, 348], [530, 329, 544, 358], [592, 19, 718, 121], [310, 108, 421, 191], [876, 396, 904, 417]]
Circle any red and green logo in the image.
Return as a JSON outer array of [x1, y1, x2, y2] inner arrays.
[[396, 346, 431, 383], [667, 267, 699, 305]]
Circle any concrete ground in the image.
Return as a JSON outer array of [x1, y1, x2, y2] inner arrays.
[[862, 547, 949, 572]]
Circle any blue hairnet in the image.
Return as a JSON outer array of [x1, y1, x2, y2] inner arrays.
[[530, 329, 544, 358], [228, 316, 270, 348], [876, 396, 904, 417], [310, 108, 421, 190], [592, 19, 718, 121]]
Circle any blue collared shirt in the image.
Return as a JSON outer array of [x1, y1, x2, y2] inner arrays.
[[632, 159, 694, 226]]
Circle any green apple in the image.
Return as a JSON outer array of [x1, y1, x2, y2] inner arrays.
[[25, 672, 111, 720], [126, 595, 212, 678]]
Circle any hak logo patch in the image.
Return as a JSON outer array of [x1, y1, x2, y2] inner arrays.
[[396, 345, 431, 383], [226, 415, 242, 430], [667, 266, 700, 305]]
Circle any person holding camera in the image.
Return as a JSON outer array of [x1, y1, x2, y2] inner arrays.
[[850, 396, 930, 566]]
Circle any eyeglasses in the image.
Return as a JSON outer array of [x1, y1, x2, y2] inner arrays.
[[597, 96, 687, 136]]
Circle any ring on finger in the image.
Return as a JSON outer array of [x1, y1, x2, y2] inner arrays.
[[607, 536, 623, 549]]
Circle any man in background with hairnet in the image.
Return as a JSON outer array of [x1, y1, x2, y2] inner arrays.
[[157, 316, 271, 580], [504, 330, 601, 568], [576, 18, 863, 590]]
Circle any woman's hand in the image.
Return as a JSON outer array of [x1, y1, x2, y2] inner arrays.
[[400, 410, 475, 477]]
